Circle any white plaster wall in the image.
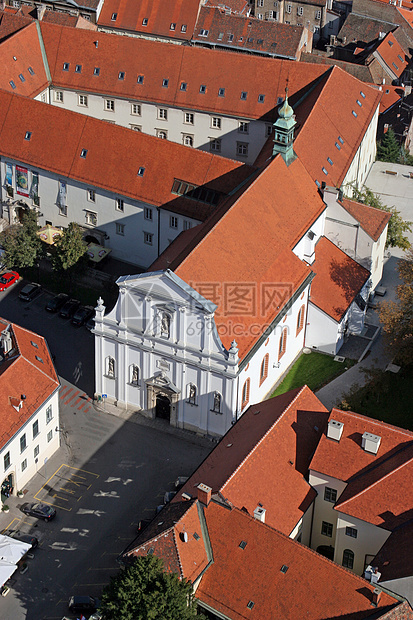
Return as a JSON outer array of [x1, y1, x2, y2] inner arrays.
[[334, 512, 391, 575], [0, 390, 60, 494], [292, 211, 326, 263], [49, 88, 271, 165], [308, 470, 347, 552], [305, 303, 341, 355], [342, 106, 379, 191], [290, 502, 314, 547], [159, 208, 201, 255]]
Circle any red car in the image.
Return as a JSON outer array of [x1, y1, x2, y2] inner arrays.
[[0, 271, 19, 291]]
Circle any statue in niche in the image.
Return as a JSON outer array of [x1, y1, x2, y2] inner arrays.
[[131, 365, 139, 385], [108, 357, 115, 377], [213, 392, 221, 412], [188, 384, 196, 404], [161, 312, 170, 338]]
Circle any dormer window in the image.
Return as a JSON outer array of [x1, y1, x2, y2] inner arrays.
[[199, 29, 209, 37], [170, 23, 176, 30], [142, 17, 148, 26], [25, 131, 32, 141], [181, 24, 187, 32], [75, 64, 82, 73], [161, 312, 170, 338]]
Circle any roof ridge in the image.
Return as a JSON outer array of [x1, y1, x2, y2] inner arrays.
[[172, 528, 185, 580], [331, 408, 413, 438], [220, 386, 309, 493]]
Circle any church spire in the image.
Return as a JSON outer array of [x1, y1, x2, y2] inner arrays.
[[272, 86, 297, 166]]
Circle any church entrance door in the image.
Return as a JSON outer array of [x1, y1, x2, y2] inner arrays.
[[155, 394, 171, 421]]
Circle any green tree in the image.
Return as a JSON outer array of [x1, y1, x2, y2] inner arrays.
[[378, 247, 413, 364], [52, 222, 86, 272], [0, 209, 42, 269], [376, 128, 400, 163], [350, 186, 412, 250], [101, 555, 204, 620]]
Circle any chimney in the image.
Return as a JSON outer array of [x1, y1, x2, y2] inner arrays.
[[253, 506, 266, 523], [197, 483, 212, 506], [327, 419, 344, 441], [362, 432, 381, 455], [1, 327, 12, 354], [371, 588, 382, 607]]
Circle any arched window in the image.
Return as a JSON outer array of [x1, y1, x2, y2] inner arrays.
[[260, 354, 269, 386], [106, 356, 115, 378], [160, 312, 170, 338], [278, 327, 287, 361], [129, 364, 139, 386], [157, 131, 167, 140], [241, 378, 250, 409], [212, 392, 221, 413], [184, 135, 193, 147], [296, 304, 305, 336], [342, 549, 354, 570], [187, 383, 197, 405]]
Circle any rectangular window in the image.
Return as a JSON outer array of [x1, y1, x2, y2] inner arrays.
[[199, 84, 206, 94], [32, 420, 39, 438], [94, 67, 100, 76], [199, 29, 209, 37], [239, 121, 249, 134], [297, 6, 303, 15], [144, 207, 153, 220], [46, 405, 53, 424], [131, 103, 141, 116], [116, 223, 125, 235], [316, 9, 321, 18], [47, 430, 53, 443], [144, 232, 153, 245], [237, 142, 249, 156], [116, 199, 124, 212], [131, 125, 142, 132], [258, 94, 265, 103], [286, 4, 291, 12], [142, 17, 148, 25], [21, 459, 27, 472], [34, 445, 39, 458], [63, 62, 69, 71], [183, 220, 191, 230], [118, 71, 125, 80], [20, 434, 27, 453], [75, 64, 82, 73], [211, 117, 221, 129], [55, 91, 64, 103], [321, 521, 333, 537], [266, 124, 273, 137], [324, 487, 337, 503], [184, 112, 194, 125], [105, 99, 115, 112], [170, 216, 178, 229], [218, 87, 225, 97], [85, 210, 97, 226], [345, 526, 358, 538], [78, 94, 88, 107], [158, 108, 168, 120], [137, 75, 144, 84], [210, 138, 221, 152], [3, 452, 10, 471], [88, 189, 96, 202], [258, 0, 263, 5]]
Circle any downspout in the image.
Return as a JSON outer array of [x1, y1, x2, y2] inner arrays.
[[157, 207, 160, 258]]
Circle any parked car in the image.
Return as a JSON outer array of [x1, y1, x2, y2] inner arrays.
[[21, 502, 56, 521], [68, 595, 100, 613], [163, 491, 177, 504], [59, 298, 80, 319], [46, 292, 69, 312], [86, 316, 95, 331], [10, 531, 39, 549], [19, 282, 42, 302], [71, 305, 94, 327], [0, 271, 19, 291]]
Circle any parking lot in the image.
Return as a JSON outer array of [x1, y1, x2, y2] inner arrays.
[[0, 279, 212, 619]]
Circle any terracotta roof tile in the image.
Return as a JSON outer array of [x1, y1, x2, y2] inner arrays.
[[373, 521, 413, 581], [0, 319, 59, 451], [309, 237, 370, 321], [0, 9, 32, 41], [300, 52, 375, 82], [338, 13, 394, 46], [374, 31, 407, 78], [379, 85, 403, 113], [205, 0, 249, 13], [340, 197, 391, 241]]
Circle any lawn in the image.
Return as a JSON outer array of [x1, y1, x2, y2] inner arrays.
[[270, 351, 355, 398], [338, 365, 413, 431]]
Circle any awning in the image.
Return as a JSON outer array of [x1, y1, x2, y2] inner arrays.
[[0, 560, 17, 587], [37, 224, 63, 245], [0, 535, 31, 564], [86, 243, 111, 263]]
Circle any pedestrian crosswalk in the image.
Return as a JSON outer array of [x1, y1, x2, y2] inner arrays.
[[59, 384, 93, 413]]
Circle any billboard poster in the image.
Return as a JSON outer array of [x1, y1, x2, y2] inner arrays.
[[16, 165, 29, 196], [58, 180, 66, 206], [5, 163, 12, 186], [30, 172, 39, 199]]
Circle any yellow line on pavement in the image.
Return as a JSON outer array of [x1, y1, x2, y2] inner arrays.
[[67, 465, 99, 477], [37, 498, 72, 512], [1, 517, 20, 533], [60, 487, 76, 494], [34, 463, 65, 500]]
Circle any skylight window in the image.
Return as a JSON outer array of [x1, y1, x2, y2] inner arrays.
[[28, 66, 35, 76], [118, 71, 125, 80], [398, 54, 404, 62], [228, 33, 234, 41], [257, 38, 263, 44], [247, 601, 254, 610], [218, 87, 225, 97], [75, 64, 82, 73], [13, 56, 17, 61], [80, 149, 88, 158], [327, 157, 333, 165], [335, 142, 341, 150], [199, 29, 209, 37], [9, 81, 16, 89], [162, 78, 169, 88], [315, 179, 321, 187], [280, 565, 289, 573], [360, 91, 366, 98], [170, 23, 176, 30], [239, 540, 247, 549], [239, 37, 243, 42], [181, 24, 187, 32], [94, 67, 100, 76], [388, 39, 393, 46], [180, 82, 187, 91], [248, 37, 253, 43], [392, 62, 399, 70], [111, 12, 117, 20], [31, 341, 38, 348], [338, 136, 344, 144], [199, 85, 206, 94], [137, 167, 145, 177], [322, 167, 328, 175], [258, 94, 265, 103], [63, 62, 69, 71], [18, 73, 25, 83], [356, 99, 362, 106], [193, 532, 200, 540], [35, 355, 43, 363], [352, 110, 358, 117], [240, 91, 248, 100], [218, 32, 224, 40], [137, 75, 144, 84], [142, 18, 148, 26], [24, 131, 32, 141]]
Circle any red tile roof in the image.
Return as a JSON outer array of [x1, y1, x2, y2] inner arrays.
[[0, 21, 49, 98], [0, 90, 252, 220], [193, 6, 307, 59], [38, 21, 326, 121], [379, 85, 403, 114], [205, 0, 249, 13], [309, 237, 370, 322], [0, 9, 32, 41], [373, 521, 413, 582], [0, 319, 59, 451], [175, 386, 329, 535], [174, 155, 325, 358], [340, 197, 391, 241], [97, 0, 201, 40], [374, 31, 407, 78]]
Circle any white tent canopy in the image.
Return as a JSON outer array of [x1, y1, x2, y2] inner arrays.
[[0, 559, 17, 587], [0, 534, 31, 565]]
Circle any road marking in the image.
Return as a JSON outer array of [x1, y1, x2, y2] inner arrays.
[[64, 389, 80, 405]]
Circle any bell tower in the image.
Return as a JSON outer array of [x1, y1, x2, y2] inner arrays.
[[272, 87, 297, 166]]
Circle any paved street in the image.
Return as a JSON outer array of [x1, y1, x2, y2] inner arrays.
[[0, 281, 212, 619]]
